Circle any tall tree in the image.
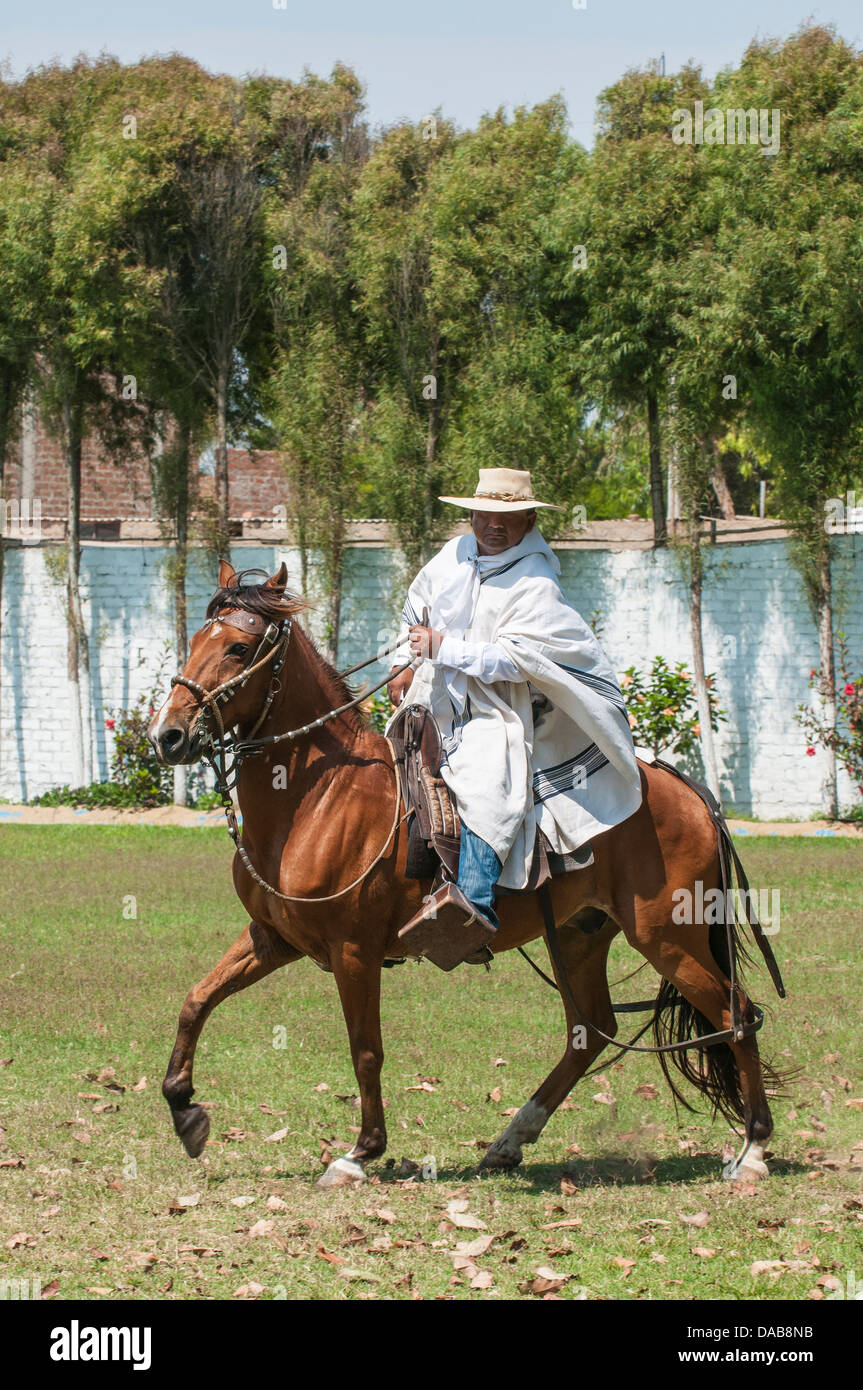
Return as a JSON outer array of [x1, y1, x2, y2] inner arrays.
[[430, 100, 587, 524], [351, 114, 457, 570], [713, 26, 863, 816], [2, 57, 144, 785], [264, 66, 369, 654], [563, 62, 709, 545]]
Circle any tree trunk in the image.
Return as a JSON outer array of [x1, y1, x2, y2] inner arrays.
[[215, 368, 230, 559], [815, 533, 838, 819], [423, 333, 440, 564], [0, 384, 11, 788], [647, 387, 667, 547], [173, 419, 190, 807], [324, 521, 344, 665], [709, 439, 736, 519], [63, 395, 91, 788], [688, 508, 720, 799]]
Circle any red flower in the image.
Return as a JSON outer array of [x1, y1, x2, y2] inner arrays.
[[845, 683, 855, 697], [810, 668, 817, 679], [105, 718, 115, 731], [805, 746, 816, 756]]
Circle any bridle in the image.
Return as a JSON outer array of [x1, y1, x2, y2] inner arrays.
[[169, 605, 412, 904]]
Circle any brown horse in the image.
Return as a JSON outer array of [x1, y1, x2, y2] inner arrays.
[[148, 560, 781, 1188]]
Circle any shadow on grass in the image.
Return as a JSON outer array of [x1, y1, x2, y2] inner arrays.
[[388, 1151, 810, 1191]]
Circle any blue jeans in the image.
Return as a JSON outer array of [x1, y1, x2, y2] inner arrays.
[[457, 824, 502, 929]]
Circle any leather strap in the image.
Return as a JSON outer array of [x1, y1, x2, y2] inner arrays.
[[538, 882, 765, 1056]]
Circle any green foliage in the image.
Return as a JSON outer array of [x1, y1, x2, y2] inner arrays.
[[622, 656, 726, 761], [363, 689, 393, 735], [104, 688, 174, 806]]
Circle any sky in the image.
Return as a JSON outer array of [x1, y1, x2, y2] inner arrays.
[[2, 0, 862, 144]]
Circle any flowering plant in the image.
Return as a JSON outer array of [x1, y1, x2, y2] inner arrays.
[[797, 633, 863, 798], [621, 656, 725, 761]]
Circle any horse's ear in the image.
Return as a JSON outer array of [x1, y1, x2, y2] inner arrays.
[[218, 559, 239, 589], [265, 561, 288, 592]]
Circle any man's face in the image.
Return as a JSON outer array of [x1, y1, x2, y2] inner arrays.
[[471, 508, 536, 556]]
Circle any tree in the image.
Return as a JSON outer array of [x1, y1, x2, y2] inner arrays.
[[561, 62, 710, 545], [264, 66, 369, 655], [430, 100, 587, 527], [351, 114, 457, 570], [712, 26, 863, 816], [0, 135, 49, 770], [1, 57, 145, 786]]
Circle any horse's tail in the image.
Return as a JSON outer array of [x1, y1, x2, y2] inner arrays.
[[651, 917, 748, 1125], [648, 761, 786, 1127]]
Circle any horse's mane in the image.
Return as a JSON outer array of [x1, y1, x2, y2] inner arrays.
[[206, 569, 362, 721]]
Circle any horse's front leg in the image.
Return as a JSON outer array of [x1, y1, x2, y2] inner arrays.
[[318, 941, 386, 1189], [163, 920, 301, 1158]]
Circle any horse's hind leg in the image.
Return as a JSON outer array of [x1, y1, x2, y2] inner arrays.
[[163, 921, 301, 1158], [632, 923, 774, 1181], [481, 913, 619, 1172]]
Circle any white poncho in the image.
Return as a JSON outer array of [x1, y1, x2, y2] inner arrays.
[[388, 528, 643, 890]]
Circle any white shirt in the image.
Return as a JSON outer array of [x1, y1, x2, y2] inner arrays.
[[434, 634, 525, 685]]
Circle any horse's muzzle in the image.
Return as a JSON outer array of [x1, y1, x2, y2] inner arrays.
[[149, 719, 205, 766]]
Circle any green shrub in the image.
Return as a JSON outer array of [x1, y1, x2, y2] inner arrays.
[[622, 656, 725, 761]]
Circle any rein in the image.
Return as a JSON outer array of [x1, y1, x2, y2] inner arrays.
[[171, 609, 412, 904]]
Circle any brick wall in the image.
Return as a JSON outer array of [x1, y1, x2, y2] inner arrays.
[[1, 535, 861, 816], [3, 407, 286, 522]]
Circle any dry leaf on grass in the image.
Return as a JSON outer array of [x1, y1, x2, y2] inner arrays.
[[692, 1247, 717, 1259], [455, 1234, 495, 1257], [5, 1232, 36, 1249], [233, 1281, 266, 1299], [230, 1196, 255, 1208], [520, 1266, 570, 1295], [560, 1176, 578, 1197], [266, 1195, 288, 1212], [264, 1128, 290, 1143], [487, 1087, 502, 1104], [679, 1211, 710, 1228], [612, 1256, 635, 1274], [446, 1207, 487, 1231], [248, 1220, 274, 1239], [317, 1246, 346, 1265], [634, 1083, 659, 1099], [313, 1082, 329, 1093]]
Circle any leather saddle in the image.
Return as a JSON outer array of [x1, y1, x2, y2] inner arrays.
[[388, 703, 592, 891]]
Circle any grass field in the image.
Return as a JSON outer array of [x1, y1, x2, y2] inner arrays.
[[0, 826, 861, 1302]]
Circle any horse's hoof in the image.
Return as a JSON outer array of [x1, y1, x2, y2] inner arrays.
[[317, 1156, 367, 1189], [173, 1104, 210, 1159], [478, 1144, 522, 1172], [722, 1142, 768, 1182]]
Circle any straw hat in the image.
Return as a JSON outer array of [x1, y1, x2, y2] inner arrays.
[[439, 468, 563, 513]]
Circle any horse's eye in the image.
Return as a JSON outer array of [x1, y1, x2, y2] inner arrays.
[[228, 643, 249, 658]]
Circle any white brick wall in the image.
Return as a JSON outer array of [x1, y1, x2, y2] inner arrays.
[[2, 535, 861, 816]]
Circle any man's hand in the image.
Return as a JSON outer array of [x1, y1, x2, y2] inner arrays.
[[387, 667, 414, 708], [409, 624, 444, 660]]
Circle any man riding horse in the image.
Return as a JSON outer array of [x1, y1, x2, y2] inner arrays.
[[389, 468, 643, 967]]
